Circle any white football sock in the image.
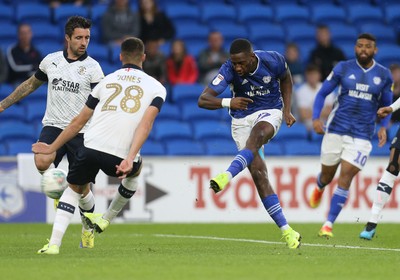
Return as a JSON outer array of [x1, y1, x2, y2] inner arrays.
[[49, 187, 81, 247], [79, 190, 95, 231], [369, 171, 395, 224], [103, 182, 136, 222]]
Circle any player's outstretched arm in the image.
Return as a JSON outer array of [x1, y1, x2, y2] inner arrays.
[[116, 106, 159, 179], [0, 75, 44, 113], [32, 106, 94, 154]]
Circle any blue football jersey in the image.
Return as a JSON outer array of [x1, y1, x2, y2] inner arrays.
[[208, 50, 287, 119], [321, 59, 393, 140]]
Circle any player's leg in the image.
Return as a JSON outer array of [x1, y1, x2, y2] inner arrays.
[[309, 133, 342, 208], [249, 153, 301, 249], [84, 154, 142, 233], [360, 145, 400, 240], [65, 134, 95, 248], [37, 183, 89, 255], [38, 147, 99, 254], [210, 109, 279, 193], [319, 136, 371, 238]]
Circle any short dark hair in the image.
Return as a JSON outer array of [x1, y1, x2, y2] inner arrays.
[[121, 37, 145, 61], [305, 64, 320, 73], [230, 38, 252, 55], [357, 33, 376, 43], [64, 16, 91, 38]]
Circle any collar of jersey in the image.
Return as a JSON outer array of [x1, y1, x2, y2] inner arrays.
[[63, 49, 88, 62], [122, 64, 143, 71]]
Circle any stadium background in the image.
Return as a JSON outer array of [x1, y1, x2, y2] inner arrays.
[[1, 0, 400, 224]]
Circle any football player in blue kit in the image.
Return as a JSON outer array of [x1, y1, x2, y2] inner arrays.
[[198, 38, 301, 249], [309, 33, 393, 238]]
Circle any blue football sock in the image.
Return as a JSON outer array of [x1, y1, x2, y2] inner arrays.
[[327, 186, 349, 224], [262, 194, 288, 228], [226, 148, 254, 178]]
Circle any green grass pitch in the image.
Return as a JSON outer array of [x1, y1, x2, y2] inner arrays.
[[1, 223, 399, 280]]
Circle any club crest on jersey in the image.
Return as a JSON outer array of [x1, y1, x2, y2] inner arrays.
[[78, 66, 87, 75], [373, 77, 381, 85], [212, 74, 224, 85], [262, 76, 271, 84]]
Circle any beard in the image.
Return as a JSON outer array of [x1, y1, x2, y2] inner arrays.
[[356, 52, 374, 66]]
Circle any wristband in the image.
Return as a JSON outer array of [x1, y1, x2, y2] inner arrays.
[[221, 98, 231, 108]]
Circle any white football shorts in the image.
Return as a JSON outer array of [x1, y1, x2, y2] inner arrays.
[[231, 109, 283, 151], [320, 132, 372, 170]]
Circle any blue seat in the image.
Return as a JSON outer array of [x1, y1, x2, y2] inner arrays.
[[53, 4, 90, 24], [0, 23, 18, 45], [384, 4, 400, 25], [370, 141, 391, 157], [6, 139, 34, 156], [165, 4, 201, 26], [300, 0, 336, 6], [274, 123, 309, 141], [175, 22, 209, 41], [0, 142, 6, 156], [285, 23, 316, 45], [0, 4, 13, 24], [0, 104, 26, 122], [0, 120, 37, 141], [257, 42, 286, 55], [0, 83, 14, 100], [248, 24, 286, 45], [358, 23, 397, 44], [205, 139, 237, 156], [140, 140, 166, 155], [25, 100, 46, 122], [274, 4, 310, 25], [158, 103, 181, 121], [185, 40, 208, 58], [210, 23, 249, 44], [166, 139, 205, 156], [201, 4, 236, 26], [30, 23, 63, 45], [328, 23, 358, 45], [237, 4, 273, 26], [35, 42, 63, 57], [339, 42, 356, 60], [15, 3, 51, 24], [264, 141, 285, 156], [171, 83, 205, 106], [284, 139, 320, 156], [181, 103, 222, 122], [100, 61, 119, 75], [346, 4, 384, 26], [88, 43, 110, 64], [375, 44, 400, 67], [154, 120, 193, 141], [90, 4, 107, 24], [388, 124, 399, 140], [193, 120, 231, 141], [22, 85, 47, 103], [311, 4, 346, 25]]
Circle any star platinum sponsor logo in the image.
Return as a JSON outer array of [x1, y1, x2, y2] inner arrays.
[[51, 78, 80, 93]]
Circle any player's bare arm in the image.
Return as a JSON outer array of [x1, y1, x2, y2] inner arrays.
[[32, 106, 94, 154], [280, 68, 296, 127], [0, 75, 44, 112], [116, 106, 159, 179], [198, 86, 253, 110], [312, 119, 325, 134], [377, 106, 393, 118], [377, 126, 387, 147]]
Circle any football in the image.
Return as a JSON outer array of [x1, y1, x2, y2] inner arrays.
[[41, 168, 68, 199]]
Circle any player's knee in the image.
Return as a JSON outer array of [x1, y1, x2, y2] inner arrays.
[[387, 149, 400, 176]]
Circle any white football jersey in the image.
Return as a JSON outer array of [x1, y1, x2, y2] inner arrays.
[[84, 65, 166, 159], [38, 51, 104, 131]]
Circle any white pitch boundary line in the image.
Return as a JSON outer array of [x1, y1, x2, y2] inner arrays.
[[153, 233, 400, 252]]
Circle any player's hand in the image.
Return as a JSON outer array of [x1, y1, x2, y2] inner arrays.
[[377, 106, 393, 118], [32, 142, 53, 154], [230, 97, 253, 110], [312, 119, 325, 134], [116, 159, 133, 179], [377, 126, 387, 147], [284, 112, 296, 127]]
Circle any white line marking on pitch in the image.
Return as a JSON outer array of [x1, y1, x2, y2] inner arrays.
[[153, 234, 400, 252]]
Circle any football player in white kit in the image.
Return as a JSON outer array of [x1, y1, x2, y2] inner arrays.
[[0, 16, 104, 249], [32, 37, 166, 254]]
